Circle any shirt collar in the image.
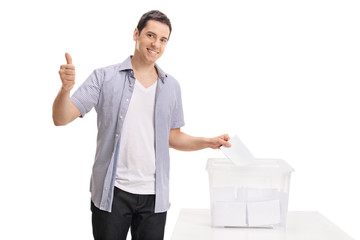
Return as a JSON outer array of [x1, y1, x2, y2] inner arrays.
[[119, 56, 167, 83]]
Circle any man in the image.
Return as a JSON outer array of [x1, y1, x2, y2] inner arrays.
[[53, 10, 231, 240]]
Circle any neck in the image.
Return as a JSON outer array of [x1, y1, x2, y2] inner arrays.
[[131, 55, 156, 74]]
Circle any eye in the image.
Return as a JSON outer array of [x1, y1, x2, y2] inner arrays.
[[147, 33, 154, 38], [160, 38, 168, 44]]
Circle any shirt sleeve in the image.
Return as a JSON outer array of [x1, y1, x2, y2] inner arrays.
[[70, 69, 103, 117], [170, 82, 185, 129]]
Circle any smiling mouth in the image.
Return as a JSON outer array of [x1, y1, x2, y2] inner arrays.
[[147, 48, 159, 56]]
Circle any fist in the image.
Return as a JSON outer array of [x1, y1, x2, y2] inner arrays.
[[58, 53, 75, 91]]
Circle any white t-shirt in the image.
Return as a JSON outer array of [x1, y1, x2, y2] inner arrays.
[[115, 79, 157, 194]]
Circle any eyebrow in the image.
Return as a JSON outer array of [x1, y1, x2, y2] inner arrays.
[[146, 31, 169, 41]]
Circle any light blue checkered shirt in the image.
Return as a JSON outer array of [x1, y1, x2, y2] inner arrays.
[[70, 56, 185, 213]]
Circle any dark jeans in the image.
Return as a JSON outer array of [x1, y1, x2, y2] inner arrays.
[[91, 187, 167, 240]]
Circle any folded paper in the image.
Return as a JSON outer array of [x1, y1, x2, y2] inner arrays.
[[220, 135, 255, 166]]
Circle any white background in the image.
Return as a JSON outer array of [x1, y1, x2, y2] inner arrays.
[[0, 0, 359, 239]]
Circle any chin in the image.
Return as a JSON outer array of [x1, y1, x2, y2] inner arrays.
[[145, 56, 159, 64]]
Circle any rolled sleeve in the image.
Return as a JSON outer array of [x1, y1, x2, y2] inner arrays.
[[70, 69, 103, 117]]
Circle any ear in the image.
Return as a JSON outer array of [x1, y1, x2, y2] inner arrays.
[[133, 28, 139, 41]]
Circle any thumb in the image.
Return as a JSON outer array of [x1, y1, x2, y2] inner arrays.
[[65, 52, 73, 64]]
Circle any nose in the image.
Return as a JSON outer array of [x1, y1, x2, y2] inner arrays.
[[151, 39, 160, 49]]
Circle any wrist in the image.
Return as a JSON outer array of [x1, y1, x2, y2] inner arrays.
[[203, 137, 212, 148], [60, 85, 72, 94]]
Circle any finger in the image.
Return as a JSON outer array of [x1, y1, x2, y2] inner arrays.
[[217, 134, 230, 141], [59, 69, 75, 76], [61, 69, 75, 75], [224, 134, 231, 141], [65, 52, 73, 64], [220, 138, 231, 147], [62, 76, 75, 82], [60, 64, 75, 70], [59, 72, 75, 81]]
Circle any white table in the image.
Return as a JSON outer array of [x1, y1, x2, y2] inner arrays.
[[171, 209, 354, 240]]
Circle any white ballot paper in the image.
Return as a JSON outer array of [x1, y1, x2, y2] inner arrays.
[[220, 135, 255, 166]]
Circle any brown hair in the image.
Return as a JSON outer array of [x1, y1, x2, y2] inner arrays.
[[136, 10, 172, 39]]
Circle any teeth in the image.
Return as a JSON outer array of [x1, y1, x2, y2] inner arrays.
[[148, 49, 158, 55]]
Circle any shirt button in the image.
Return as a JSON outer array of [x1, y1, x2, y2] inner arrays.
[[120, 116, 123, 119], [126, 98, 129, 102], [116, 134, 119, 137]]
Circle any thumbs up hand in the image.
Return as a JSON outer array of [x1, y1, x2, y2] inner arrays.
[[58, 53, 75, 91]]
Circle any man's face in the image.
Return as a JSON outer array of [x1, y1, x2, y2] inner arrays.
[[133, 20, 170, 65]]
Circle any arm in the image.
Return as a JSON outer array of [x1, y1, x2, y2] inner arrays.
[[169, 128, 231, 151], [52, 53, 80, 126]]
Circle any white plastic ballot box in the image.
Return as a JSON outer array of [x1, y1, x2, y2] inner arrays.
[[206, 158, 294, 228]]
